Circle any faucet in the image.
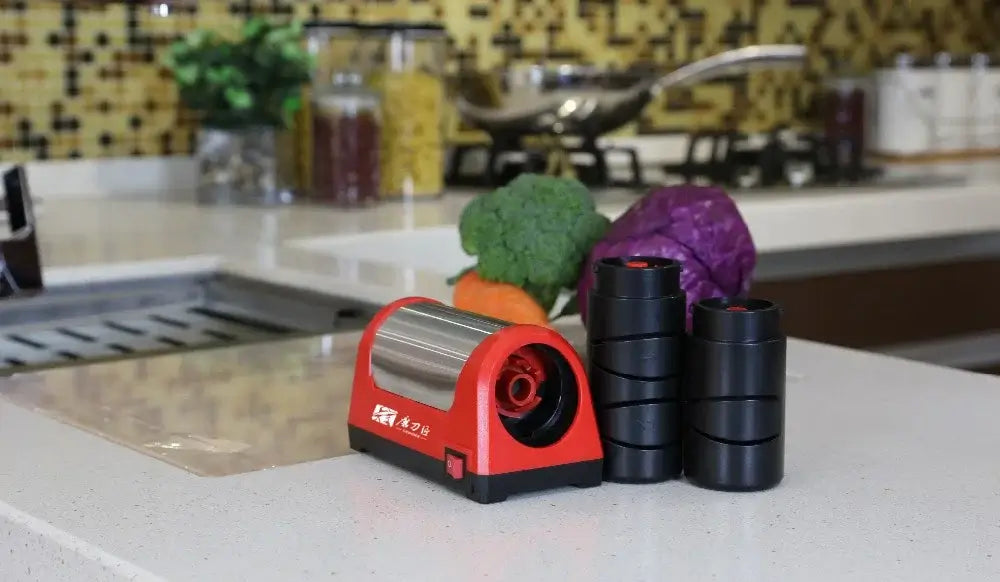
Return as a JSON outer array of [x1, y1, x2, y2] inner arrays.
[[1, 165, 43, 299]]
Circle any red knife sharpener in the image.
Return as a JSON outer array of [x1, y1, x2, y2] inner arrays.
[[348, 297, 604, 503]]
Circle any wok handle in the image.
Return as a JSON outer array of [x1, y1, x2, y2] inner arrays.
[[647, 44, 808, 96]]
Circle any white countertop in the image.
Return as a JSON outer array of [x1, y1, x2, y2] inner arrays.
[[2, 157, 1000, 580], [2, 336, 999, 582], [17, 155, 1000, 294]]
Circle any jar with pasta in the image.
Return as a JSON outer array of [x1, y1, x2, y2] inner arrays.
[[368, 23, 447, 200]]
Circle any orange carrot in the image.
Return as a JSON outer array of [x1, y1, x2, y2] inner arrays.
[[453, 270, 550, 326]]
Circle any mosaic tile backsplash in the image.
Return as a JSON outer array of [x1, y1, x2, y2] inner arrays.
[[0, 0, 996, 162]]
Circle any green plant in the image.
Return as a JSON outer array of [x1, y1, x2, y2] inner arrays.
[[453, 173, 611, 314], [164, 18, 314, 130]]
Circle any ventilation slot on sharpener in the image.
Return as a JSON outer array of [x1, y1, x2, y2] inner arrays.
[[586, 256, 686, 483]]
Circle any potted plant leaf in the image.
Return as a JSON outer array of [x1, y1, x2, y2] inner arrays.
[[165, 17, 314, 204]]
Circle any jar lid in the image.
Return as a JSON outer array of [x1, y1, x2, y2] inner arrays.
[[893, 53, 915, 68], [823, 76, 867, 92], [402, 22, 447, 32], [332, 71, 364, 87], [314, 75, 379, 105], [303, 20, 360, 30], [366, 21, 447, 35]]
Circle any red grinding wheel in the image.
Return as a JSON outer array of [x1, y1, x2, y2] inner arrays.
[[495, 346, 547, 418]]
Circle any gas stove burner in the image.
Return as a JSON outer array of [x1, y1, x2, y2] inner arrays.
[[446, 136, 646, 190], [663, 126, 883, 189]]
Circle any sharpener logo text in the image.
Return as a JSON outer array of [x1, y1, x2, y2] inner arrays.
[[397, 416, 431, 439], [371, 404, 398, 427], [371, 405, 431, 439]]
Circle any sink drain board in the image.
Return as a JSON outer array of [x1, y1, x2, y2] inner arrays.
[[1, 303, 292, 368], [0, 271, 377, 373]]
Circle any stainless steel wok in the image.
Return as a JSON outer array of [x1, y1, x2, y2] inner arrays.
[[455, 44, 808, 137]]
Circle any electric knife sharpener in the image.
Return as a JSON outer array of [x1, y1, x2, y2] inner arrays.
[[348, 297, 604, 503]]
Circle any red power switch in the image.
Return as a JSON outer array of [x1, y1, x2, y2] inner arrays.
[[445, 453, 464, 480]]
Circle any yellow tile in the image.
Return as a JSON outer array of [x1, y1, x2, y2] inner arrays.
[[616, 3, 642, 37], [404, 3, 437, 22], [0, 119, 16, 143], [49, 135, 75, 159], [0, 149, 31, 163], [0, 0, 991, 160], [23, 4, 61, 28]]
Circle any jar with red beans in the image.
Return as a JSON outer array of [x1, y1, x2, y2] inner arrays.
[[310, 72, 381, 207]]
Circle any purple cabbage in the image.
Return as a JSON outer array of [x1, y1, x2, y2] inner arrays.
[[578, 184, 757, 328]]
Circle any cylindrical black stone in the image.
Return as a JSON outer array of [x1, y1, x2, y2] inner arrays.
[[601, 440, 682, 484], [590, 335, 683, 379], [684, 296, 786, 492], [587, 293, 686, 341], [684, 338, 786, 398], [683, 429, 784, 492], [588, 364, 679, 406], [692, 297, 782, 343], [593, 255, 681, 299], [686, 398, 782, 442], [587, 256, 685, 483], [598, 401, 681, 447]]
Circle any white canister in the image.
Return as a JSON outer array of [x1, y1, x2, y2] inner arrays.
[[991, 66, 1000, 149], [871, 53, 938, 156], [970, 53, 1000, 150], [931, 52, 972, 153]]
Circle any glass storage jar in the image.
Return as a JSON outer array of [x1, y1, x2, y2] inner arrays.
[[298, 22, 365, 196], [305, 21, 370, 86], [310, 72, 381, 207], [368, 23, 448, 200], [821, 75, 867, 182]]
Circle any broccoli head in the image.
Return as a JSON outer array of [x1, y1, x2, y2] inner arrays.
[[458, 174, 610, 312]]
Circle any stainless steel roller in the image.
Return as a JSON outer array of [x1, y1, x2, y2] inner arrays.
[[371, 301, 512, 410]]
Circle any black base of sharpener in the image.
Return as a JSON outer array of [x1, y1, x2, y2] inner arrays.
[[348, 426, 603, 504]]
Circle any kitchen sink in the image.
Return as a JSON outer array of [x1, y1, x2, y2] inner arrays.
[[0, 270, 379, 374], [0, 268, 383, 476]]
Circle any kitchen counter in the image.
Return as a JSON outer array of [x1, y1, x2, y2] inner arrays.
[[3, 159, 1000, 580], [3, 329, 1000, 581], [22, 156, 1000, 297]]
